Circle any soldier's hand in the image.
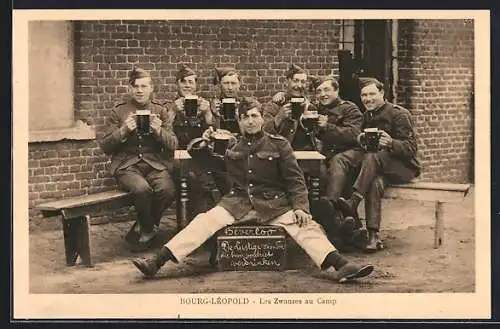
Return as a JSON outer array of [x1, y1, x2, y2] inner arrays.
[[212, 99, 222, 117], [357, 132, 367, 150], [150, 114, 163, 136], [293, 209, 312, 227], [378, 130, 393, 148], [317, 114, 328, 128], [276, 103, 292, 122], [272, 91, 286, 104], [174, 97, 184, 112], [199, 99, 210, 113], [201, 126, 215, 141], [121, 113, 137, 135]]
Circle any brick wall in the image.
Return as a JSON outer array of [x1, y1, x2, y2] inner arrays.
[[28, 19, 342, 223], [397, 19, 474, 183], [28, 19, 475, 224]]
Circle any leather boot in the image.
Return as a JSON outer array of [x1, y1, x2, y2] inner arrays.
[[131, 246, 172, 278], [337, 194, 362, 221], [322, 263, 374, 283]]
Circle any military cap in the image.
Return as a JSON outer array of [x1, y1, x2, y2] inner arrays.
[[186, 137, 211, 159], [284, 64, 307, 79], [238, 96, 262, 115], [128, 67, 151, 85], [176, 64, 197, 81], [213, 66, 238, 85], [309, 75, 339, 91], [359, 77, 384, 90]]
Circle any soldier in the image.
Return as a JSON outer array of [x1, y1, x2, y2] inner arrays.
[[310, 75, 367, 246], [166, 64, 215, 148], [99, 67, 178, 250], [337, 78, 421, 252], [131, 96, 374, 283], [166, 65, 231, 227], [210, 67, 243, 135], [262, 64, 320, 151]]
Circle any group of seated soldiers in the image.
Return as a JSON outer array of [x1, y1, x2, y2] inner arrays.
[[99, 63, 420, 281]]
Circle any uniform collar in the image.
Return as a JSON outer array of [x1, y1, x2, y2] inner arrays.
[[242, 130, 264, 142], [130, 98, 151, 109], [366, 101, 388, 115], [321, 97, 342, 109]]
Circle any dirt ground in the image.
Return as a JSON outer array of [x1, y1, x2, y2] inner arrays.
[[29, 188, 475, 294]]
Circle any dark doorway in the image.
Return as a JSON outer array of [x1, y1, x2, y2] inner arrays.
[[338, 20, 393, 110]]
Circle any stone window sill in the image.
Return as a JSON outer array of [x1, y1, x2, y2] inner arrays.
[[29, 120, 96, 143]]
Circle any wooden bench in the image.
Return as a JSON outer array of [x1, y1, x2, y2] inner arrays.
[[383, 181, 471, 248], [36, 150, 192, 267], [37, 190, 133, 266]]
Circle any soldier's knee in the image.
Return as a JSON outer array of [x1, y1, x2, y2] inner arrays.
[[127, 180, 152, 196], [156, 178, 176, 200]]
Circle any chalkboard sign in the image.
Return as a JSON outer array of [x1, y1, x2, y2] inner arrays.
[[216, 225, 287, 271]]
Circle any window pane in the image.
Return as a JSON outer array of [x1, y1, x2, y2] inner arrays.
[[29, 21, 74, 130]]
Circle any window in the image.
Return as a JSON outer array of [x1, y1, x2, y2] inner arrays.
[[28, 21, 94, 142]]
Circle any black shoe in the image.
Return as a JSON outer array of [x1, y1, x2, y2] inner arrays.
[[131, 257, 161, 278], [336, 263, 374, 283], [125, 222, 141, 245], [352, 227, 369, 249], [337, 197, 359, 220]]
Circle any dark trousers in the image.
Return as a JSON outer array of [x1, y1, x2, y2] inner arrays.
[[353, 151, 418, 231], [321, 149, 364, 202], [115, 161, 176, 233]]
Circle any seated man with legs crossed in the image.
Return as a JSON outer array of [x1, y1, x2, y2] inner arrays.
[[131, 96, 374, 283], [337, 78, 421, 252]]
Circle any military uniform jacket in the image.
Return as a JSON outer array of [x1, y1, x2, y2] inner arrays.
[[317, 98, 363, 159], [262, 95, 320, 151], [363, 101, 421, 174], [99, 99, 178, 175], [190, 131, 310, 223], [165, 96, 215, 149]]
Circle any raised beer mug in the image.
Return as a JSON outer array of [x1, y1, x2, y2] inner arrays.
[[290, 97, 305, 120], [135, 109, 151, 135], [184, 95, 198, 118], [221, 98, 237, 121]]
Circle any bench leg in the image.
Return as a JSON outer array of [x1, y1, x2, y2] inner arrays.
[[61, 213, 92, 267], [176, 176, 189, 232], [434, 201, 444, 248]]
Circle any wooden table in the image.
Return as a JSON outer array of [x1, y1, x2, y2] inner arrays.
[[174, 150, 325, 231]]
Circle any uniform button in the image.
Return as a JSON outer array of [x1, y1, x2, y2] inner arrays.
[[249, 183, 254, 187], [138, 154, 143, 158], [247, 142, 252, 146], [248, 169, 253, 174], [249, 154, 254, 158], [249, 194, 253, 198], [138, 144, 142, 148], [274, 195, 279, 199], [207, 171, 212, 174], [290, 129, 294, 133]]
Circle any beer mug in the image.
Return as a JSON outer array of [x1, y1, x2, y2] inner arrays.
[[290, 97, 305, 120], [301, 111, 319, 131], [211, 129, 233, 156], [184, 95, 198, 118], [135, 109, 151, 135], [221, 98, 237, 121], [363, 128, 381, 152]]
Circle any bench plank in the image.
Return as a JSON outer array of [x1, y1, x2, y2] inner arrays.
[[390, 182, 470, 193], [385, 183, 471, 203], [384, 188, 469, 203], [37, 190, 131, 212]]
